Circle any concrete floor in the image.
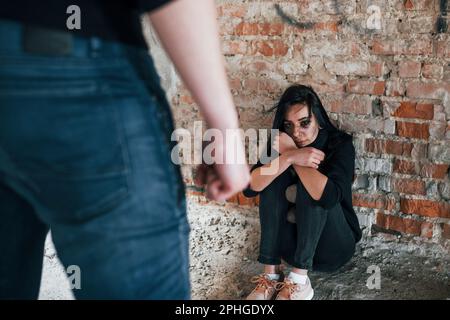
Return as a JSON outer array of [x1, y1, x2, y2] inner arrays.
[[38, 198, 450, 300]]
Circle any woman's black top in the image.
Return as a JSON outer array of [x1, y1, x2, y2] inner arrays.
[[243, 128, 363, 243]]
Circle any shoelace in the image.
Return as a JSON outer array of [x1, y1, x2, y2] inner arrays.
[[250, 274, 275, 291], [275, 279, 299, 298]]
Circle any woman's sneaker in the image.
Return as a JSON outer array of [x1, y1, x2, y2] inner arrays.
[[275, 277, 314, 300], [246, 273, 284, 300]]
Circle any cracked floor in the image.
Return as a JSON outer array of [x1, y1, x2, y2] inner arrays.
[[38, 198, 450, 300]]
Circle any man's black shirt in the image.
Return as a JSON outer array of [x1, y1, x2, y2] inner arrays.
[[0, 0, 173, 48]]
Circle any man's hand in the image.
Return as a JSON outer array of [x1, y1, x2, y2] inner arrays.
[[150, 0, 251, 201], [194, 163, 250, 202], [194, 140, 250, 202]]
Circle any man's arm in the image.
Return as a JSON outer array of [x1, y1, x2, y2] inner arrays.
[[147, 0, 249, 201], [147, 0, 238, 131]]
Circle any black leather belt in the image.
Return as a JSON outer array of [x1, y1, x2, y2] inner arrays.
[[22, 25, 73, 56]]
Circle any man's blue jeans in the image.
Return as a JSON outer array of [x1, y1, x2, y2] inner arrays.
[[0, 19, 190, 299]]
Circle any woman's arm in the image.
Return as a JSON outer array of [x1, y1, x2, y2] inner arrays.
[[249, 154, 292, 192], [249, 132, 325, 193], [294, 139, 355, 207], [147, 0, 250, 201], [248, 132, 298, 192], [251, 149, 327, 194], [292, 166, 328, 200]]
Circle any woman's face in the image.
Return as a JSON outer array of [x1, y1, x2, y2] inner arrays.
[[283, 103, 320, 148]]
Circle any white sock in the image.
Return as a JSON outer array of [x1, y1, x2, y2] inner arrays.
[[266, 273, 280, 281], [288, 272, 308, 285]]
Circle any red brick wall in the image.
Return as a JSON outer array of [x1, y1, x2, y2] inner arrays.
[[173, 1, 450, 243]]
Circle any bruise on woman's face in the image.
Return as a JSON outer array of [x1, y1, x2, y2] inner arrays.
[[283, 104, 319, 147]]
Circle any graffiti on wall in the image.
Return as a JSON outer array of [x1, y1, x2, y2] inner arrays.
[[275, 0, 449, 34], [437, 0, 448, 33]]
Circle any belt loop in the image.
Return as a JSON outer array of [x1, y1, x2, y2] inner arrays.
[[89, 36, 102, 57]]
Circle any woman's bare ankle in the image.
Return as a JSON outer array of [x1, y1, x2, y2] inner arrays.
[[264, 264, 282, 274]]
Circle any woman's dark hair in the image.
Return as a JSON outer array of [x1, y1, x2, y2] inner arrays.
[[268, 84, 339, 134], [264, 84, 354, 180]]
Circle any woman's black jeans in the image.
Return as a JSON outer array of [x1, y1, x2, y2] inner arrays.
[[258, 167, 356, 272]]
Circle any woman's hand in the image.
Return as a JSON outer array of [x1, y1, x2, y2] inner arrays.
[[286, 147, 325, 169], [273, 132, 297, 154]]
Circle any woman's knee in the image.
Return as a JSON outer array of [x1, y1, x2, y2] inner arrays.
[[261, 169, 292, 194], [294, 179, 320, 206]]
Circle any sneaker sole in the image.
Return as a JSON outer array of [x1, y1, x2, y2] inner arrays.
[[305, 289, 314, 300]]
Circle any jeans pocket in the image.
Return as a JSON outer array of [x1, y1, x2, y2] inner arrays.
[[0, 55, 131, 98], [33, 174, 129, 224], [0, 95, 130, 223]]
